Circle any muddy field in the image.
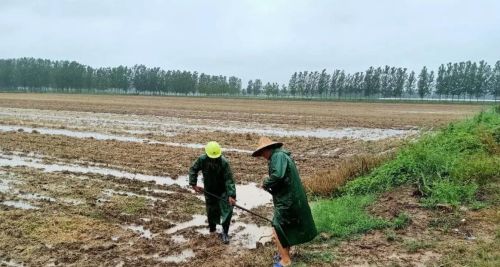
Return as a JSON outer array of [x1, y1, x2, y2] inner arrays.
[[0, 93, 491, 266]]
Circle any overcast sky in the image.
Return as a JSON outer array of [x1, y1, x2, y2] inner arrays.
[[1, 0, 499, 83]]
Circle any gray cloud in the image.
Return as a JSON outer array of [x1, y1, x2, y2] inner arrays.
[[0, 0, 499, 83]]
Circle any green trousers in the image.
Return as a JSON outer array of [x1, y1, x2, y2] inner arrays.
[[205, 193, 233, 233]]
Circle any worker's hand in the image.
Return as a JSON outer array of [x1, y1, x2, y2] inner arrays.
[[192, 185, 204, 194], [228, 197, 236, 206]]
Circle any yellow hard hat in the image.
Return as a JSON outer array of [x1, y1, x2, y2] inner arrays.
[[205, 141, 222, 159]]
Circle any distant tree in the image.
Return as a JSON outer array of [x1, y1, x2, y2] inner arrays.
[[288, 72, 297, 96], [280, 84, 288, 95], [473, 60, 491, 99], [491, 61, 500, 100], [329, 70, 340, 97], [228, 76, 241, 95], [380, 66, 391, 97], [435, 64, 446, 98], [297, 72, 306, 96], [428, 70, 435, 95], [352, 72, 364, 96], [317, 69, 330, 96], [417, 66, 431, 99], [405, 70, 416, 96], [253, 79, 262, 95], [304, 71, 316, 96], [337, 70, 346, 97], [246, 80, 253, 95], [394, 68, 407, 98], [363, 67, 378, 97], [263, 82, 273, 96]]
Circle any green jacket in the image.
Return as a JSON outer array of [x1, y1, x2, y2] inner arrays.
[[263, 148, 317, 247], [189, 154, 236, 199]]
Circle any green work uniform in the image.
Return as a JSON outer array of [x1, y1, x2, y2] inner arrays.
[[189, 154, 236, 233], [263, 148, 317, 247]]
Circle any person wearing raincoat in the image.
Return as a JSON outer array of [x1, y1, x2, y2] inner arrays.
[[189, 141, 236, 244], [252, 137, 317, 267]]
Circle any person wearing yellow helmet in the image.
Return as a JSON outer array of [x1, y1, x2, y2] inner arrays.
[[189, 141, 236, 244]]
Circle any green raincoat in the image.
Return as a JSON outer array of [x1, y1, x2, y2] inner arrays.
[[263, 148, 317, 247], [189, 154, 236, 231]]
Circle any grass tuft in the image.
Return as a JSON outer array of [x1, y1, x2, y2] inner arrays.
[[311, 195, 390, 238], [392, 212, 411, 230]]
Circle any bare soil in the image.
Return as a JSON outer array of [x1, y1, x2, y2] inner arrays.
[[0, 93, 486, 129], [0, 94, 495, 266]]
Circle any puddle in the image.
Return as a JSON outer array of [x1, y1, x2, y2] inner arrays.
[[0, 107, 417, 140], [0, 124, 253, 153], [165, 214, 207, 234], [168, 213, 272, 249], [19, 193, 56, 202], [193, 217, 273, 249], [60, 198, 85, 205], [0, 179, 14, 193], [171, 235, 188, 244], [155, 249, 195, 263], [0, 259, 24, 267], [1, 200, 38, 210], [0, 153, 190, 187], [141, 187, 176, 195], [234, 183, 272, 209], [0, 125, 148, 143], [224, 127, 416, 140], [192, 179, 272, 210], [103, 189, 160, 201], [230, 222, 273, 249], [124, 224, 154, 239], [0, 153, 272, 210]]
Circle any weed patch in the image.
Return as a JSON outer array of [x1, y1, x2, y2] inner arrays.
[[341, 107, 500, 207], [311, 195, 390, 238], [392, 212, 411, 230]]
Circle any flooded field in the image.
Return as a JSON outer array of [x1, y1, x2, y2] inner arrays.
[[0, 94, 487, 266]]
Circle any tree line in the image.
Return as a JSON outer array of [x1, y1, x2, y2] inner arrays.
[[0, 58, 242, 95], [1, 57, 499, 100], [271, 60, 499, 99]]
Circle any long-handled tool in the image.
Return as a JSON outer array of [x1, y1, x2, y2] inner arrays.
[[203, 189, 272, 223], [200, 188, 290, 246]]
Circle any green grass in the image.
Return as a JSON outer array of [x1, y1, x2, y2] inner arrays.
[[311, 106, 499, 240], [311, 195, 390, 238], [341, 107, 500, 207], [392, 212, 411, 230], [311, 196, 415, 239]]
